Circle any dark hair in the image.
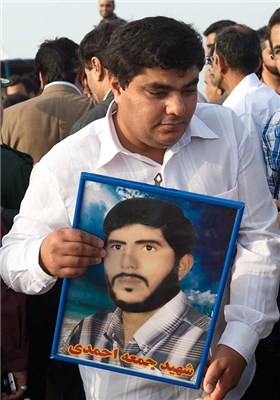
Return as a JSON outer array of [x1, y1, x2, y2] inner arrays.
[[34, 37, 80, 84], [215, 24, 261, 75], [103, 197, 194, 259], [268, 7, 280, 47], [268, 7, 280, 30], [104, 16, 205, 89], [3, 93, 29, 108], [8, 74, 35, 95], [257, 25, 269, 47], [203, 19, 237, 36], [79, 20, 126, 69]]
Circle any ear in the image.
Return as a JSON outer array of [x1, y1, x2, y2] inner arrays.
[[39, 72, 45, 89], [216, 54, 227, 73], [178, 254, 194, 280], [109, 74, 122, 99], [90, 57, 104, 81]]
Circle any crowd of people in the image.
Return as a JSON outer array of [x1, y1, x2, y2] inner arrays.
[[1, 1, 279, 400]]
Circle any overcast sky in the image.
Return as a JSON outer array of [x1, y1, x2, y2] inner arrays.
[[1, 0, 279, 94]]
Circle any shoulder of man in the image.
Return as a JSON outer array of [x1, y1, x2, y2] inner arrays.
[[1, 144, 33, 167], [70, 93, 114, 134]]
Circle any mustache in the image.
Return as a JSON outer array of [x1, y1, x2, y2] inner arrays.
[[112, 273, 149, 287], [161, 117, 186, 124]]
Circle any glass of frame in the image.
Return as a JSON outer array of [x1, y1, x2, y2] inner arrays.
[[51, 172, 244, 389]]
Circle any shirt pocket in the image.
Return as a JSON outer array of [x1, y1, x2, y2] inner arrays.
[[215, 184, 238, 201]]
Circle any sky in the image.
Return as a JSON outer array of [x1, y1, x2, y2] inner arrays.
[[1, 0, 279, 94]]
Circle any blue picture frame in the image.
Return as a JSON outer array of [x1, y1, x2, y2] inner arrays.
[[51, 172, 244, 389]]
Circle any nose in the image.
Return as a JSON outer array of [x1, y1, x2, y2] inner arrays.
[[165, 94, 186, 116], [120, 251, 137, 270]]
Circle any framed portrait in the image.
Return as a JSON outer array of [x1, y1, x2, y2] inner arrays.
[[51, 172, 244, 389]]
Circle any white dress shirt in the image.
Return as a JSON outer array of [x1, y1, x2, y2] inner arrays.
[[1, 101, 279, 400], [223, 73, 280, 138]]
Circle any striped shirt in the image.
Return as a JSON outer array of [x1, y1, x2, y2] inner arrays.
[[262, 110, 280, 199], [66, 291, 210, 383]]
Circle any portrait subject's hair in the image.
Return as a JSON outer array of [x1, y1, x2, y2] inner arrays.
[[104, 16, 205, 89], [103, 197, 194, 259], [215, 24, 261, 75]]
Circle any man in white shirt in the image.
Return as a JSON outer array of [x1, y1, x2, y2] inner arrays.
[[1, 16, 279, 400], [211, 24, 279, 140]]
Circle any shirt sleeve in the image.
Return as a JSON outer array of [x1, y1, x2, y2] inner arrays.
[[0, 162, 69, 294]]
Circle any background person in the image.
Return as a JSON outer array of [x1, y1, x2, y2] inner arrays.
[[212, 24, 279, 141], [6, 74, 38, 98], [256, 25, 280, 94], [1, 77, 30, 400], [203, 63, 226, 104], [242, 11, 280, 400], [202, 20, 237, 104], [1, 37, 94, 164], [70, 19, 126, 134], [98, 0, 126, 25], [203, 19, 237, 57], [3, 93, 29, 109]]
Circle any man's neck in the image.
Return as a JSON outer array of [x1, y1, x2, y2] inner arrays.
[[112, 113, 166, 164], [223, 71, 245, 94], [122, 309, 159, 345]]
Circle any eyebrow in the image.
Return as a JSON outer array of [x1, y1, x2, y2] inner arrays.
[[107, 239, 163, 246], [142, 77, 199, 91]]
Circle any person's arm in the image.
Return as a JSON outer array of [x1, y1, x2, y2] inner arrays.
[[0, 161, 105, 294]]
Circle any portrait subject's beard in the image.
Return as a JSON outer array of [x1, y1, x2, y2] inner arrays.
[[107, 266, 180, 313]]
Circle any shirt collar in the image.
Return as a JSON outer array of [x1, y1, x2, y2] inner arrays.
[[44, 81, 82, 95], [223, 73, 260, 108], [105, 291, 192, 352], [96, 101, 219, 170]]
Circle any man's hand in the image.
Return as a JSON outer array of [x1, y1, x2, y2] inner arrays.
[[195, 344, 247, 400], [1, 370, 27, 400], [39, 228, 106, 278]]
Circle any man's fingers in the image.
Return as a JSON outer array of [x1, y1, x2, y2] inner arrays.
[[55, 228, 104, 248], [39, 228, 106, 277], [203, 364, 223, 394], [61, 241, 106, 258], [196, 345, 247, 400]]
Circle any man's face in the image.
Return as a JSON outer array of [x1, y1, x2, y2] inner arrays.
[[211, 50, 224, 91], [205, 32, 216, 57], [110, 66, 199, 162], [261, 39, 280, 77], [7, 83, 29, 97], [270, 23, 280, 74], [204, 66, 221, 103], [104, 224, 177, 307], [84, 67, 99, 103], [99, 0, 114, 18]]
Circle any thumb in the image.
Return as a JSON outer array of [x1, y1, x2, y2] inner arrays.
[[203, 362, 223, 394]]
